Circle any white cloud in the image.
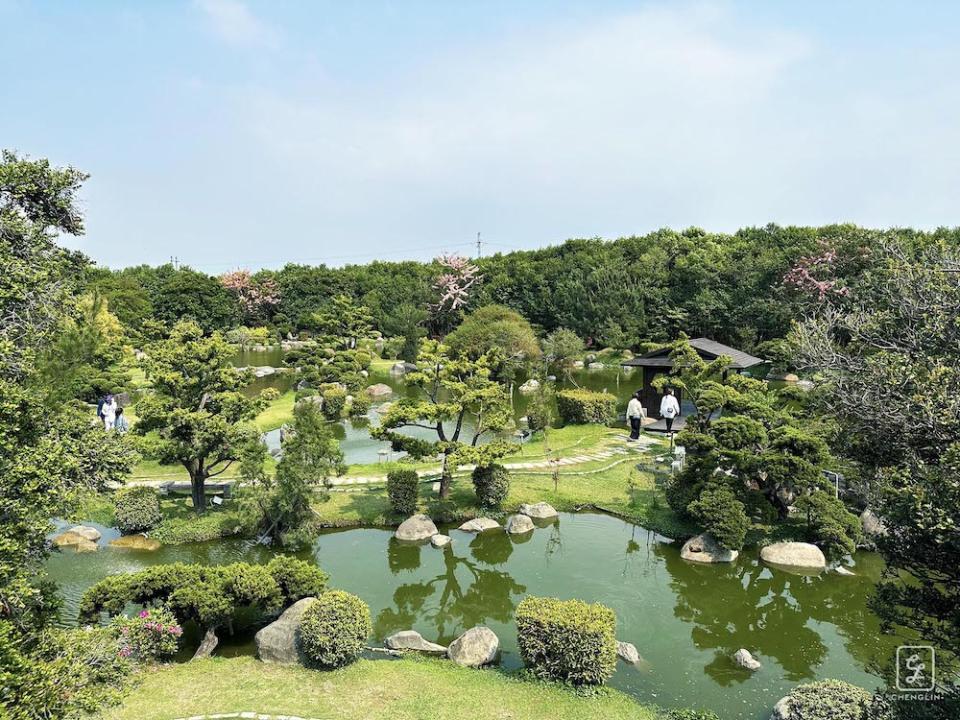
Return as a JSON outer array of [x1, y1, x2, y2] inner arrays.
[[195, 0, 279, 49]]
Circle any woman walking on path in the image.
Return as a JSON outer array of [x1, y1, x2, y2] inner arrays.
[[101, 394, 117, 430], [113, 406, 129, 433], [660, 388, 680, 434], [626, 391, 646, 441]]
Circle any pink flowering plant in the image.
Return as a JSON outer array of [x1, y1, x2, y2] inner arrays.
[[112, 607, 183, 661], [432, 253, 482, 312], [783, 240, 850, 301], [219, 269, 281, 323]]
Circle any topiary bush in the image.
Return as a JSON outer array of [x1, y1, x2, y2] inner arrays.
[[298, 590, 371, 669], [555, 389, 617, 425], [321, 386, 348, 420], [516, 596, 617, 686], [267, 554, 329, 603], [472, 463, 510, 509], [386, 469, 419, 515], [348, 394, 371, 417], [687, 483, 749, 551], [773, 679, 872, 720], [112, 607, 183, 660], [113, 486, 162, 534]]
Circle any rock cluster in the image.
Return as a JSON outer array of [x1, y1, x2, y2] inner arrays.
[[680, 533, 738, 564]]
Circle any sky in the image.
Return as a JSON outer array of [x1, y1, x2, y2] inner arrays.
[[3, 1, 960, 271]]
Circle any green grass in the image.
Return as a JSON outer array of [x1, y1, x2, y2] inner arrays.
[[255, 389, 296, 431], [102, 656, 660, 720]]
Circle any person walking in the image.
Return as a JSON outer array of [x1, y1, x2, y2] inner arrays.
[[660, 388, 680, 434], [626, 390, 646, 441], [114, 406, 129, 433], [101, 394, 117, 430]]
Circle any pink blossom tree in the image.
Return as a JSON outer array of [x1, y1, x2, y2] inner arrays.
[[219, 270, 281, 324]]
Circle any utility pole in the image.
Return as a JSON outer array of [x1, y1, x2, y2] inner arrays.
[[476, 231, 482, 258]]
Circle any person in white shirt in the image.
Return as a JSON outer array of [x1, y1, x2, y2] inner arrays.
[[660, 388, 680, 433], [101, 394, 117, 430], [626, 391, 646, 441]]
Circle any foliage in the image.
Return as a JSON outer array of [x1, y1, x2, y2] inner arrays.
[[794, 492, 862, 559], [135, 320, 272, 512], [471, 463, 510, 509], [303, 294, 374, 349], [298, 591, 371, 669], [542, 328, 584, 375], [516, 596, 617, 686], [114, 486, 162, 534], [687, 483, 749, 551], [219, 270, 280, 326], [321, 386, 348, 420], [555, 389, 616, 425], [112, 607, 183, 660], [380, 302, 428, 363], [525, 383, 555, 432], [432, 253, 482, 332], [373, 339, 514, 498], [666, 712, 721, 720], [349, 393, 371, 417], [386, 469, 420, 516], [444, 304, 541, 371], [224, 326, 274, 348], [773, 679, 872, 720]]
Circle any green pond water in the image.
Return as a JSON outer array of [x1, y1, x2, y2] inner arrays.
[[48, 512, 904, 720]]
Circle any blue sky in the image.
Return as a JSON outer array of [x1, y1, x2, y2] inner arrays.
[[3, 1, 959, 271]]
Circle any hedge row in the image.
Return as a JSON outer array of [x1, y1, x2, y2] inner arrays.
[[555, 389, 617, 425]]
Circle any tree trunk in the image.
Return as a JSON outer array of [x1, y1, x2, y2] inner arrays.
[[438, 453, 453, 499], [192, 627, 219, 659], [190, 470, 207, 514]]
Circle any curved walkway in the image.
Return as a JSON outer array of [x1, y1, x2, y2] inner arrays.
[[172, 714, 320, 720]]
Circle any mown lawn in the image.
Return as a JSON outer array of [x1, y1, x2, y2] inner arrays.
[[102, 656, 660, 720]]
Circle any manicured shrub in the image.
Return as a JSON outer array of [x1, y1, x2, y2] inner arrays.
[[386, 469, 419, 515], [516, 596, 617, 686], [794, 492, 863, 559], [774, 679, 872, 720], [472, 463, 510, 509], [113, 486, 162, 534], [112, 607, 183, 660], [525, 389, 554, 432], [687, 483, 749, 551], [555, 389, 616, 425], [267, 555, 329, 603], [321, 386, 347, 420], [298, 590, 371, 668], [348, 394, 371, 417]]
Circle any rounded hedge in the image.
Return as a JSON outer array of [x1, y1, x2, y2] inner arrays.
[[775, 680, 872, 720], [516, 596, 617, 686], [472, 463, 510, 509], [386, 469, 419, 515], [555, 389, 617, 425], [298, 590, 371, 669], [114, 486, 162, 534], [348, 394, 372, 417], [321, 387, 347, 420]]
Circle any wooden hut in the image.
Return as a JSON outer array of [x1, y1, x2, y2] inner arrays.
[[622, 338, 766, 420]]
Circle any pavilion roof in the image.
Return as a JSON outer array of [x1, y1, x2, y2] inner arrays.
[[622, 337, 766, 370]]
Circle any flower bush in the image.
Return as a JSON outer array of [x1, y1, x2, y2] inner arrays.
[[112, 607, 182, 660]]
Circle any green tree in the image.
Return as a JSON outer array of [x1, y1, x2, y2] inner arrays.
[[372, 339, 513, 498], [135, 321, 273, 512], [541, 328, 584, 386], [444, 304, 541, 370], [303, 294, 374, 349], [381, 302, 428, 363]]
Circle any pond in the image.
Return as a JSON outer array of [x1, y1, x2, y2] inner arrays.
[[47, 512, 903, 720]]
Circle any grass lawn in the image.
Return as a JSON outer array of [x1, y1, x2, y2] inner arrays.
[[255, 389, 296, 431], [103, 656, 660, 720]]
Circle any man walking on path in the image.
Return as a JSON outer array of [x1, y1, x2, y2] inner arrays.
[[660, 388, 680, 433], [626, 391, 646, 441]]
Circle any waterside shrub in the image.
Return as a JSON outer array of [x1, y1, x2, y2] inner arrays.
[[114, 486, 162, 534], [298, 590, 371, 669], [472, 463, 510, 509], [555, 389, 616, 425], [386, 469, 419, 516]]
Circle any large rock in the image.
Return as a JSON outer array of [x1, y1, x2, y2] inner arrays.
[[734, 648, 761, 671], [447, 626, 499, 667], [390, 362, 417, 376], [505, 514, 535, 535], [680, 533, 738, 564], [385, 630, 447, 655], [617, 641, 641, 664], [860, 508, 888, 538], [395, 514, 439, 542], [430, 534, 452, 548], [110, 535, 161, 551], [518, 379, 540, 394], [587, 362, 604, 370], [458, 518, 501, 533], [68, 525, 101, 542], [365, 383, 393, 398], [255, 597, 315, 664], [771, 695, 793, 720], [518, 502, 558, 520], [52, 530, 98, 552], [760, 542, 826, 571]]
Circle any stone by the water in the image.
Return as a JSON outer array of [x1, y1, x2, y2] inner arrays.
[[430, 534, 452, 548], [68, 525, 101, 542], [760, 542, 826, 571], [365, 383, 393, 398], [390, 362, 417, 375], [617, 641, 641, 664], [395, 514, 439, 542], [52, 530, 98, 552], [504, 514, 535, 535], [860, 508, 888, 538], [734, 648, 761, 671], [518, 379, 540, 394], [518, 502, 558, 520], [110, 534, 161, 551], [255, 597, 316, 664], [680, 533, 738, 564], [447, 626, 499, 667], [458, 518, 501, 533], [385, 630, 447, 655], [834, 566, 856, 576]]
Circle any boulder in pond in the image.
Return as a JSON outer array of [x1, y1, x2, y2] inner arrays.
[[395, 514, 439, 542], [385, 630, 447, 655], [458, 517, 501, 533], [617, 641, 641, 664], [365, 383, 393, 398], [110, 534, 161, 551], [860, 508, 888, 538], [447, 626, 499, 667], [505, 514, 535, 535], [760, 542, 826, 571], [390, 362, 417, 376], [52, 530, 98, 552], [518, 502, 558, 520], [771, 695, 793, 720], [255, 597, 315, 664], [430, 534, 452, 548], [734, 648, 761, 671], [68, 525, 101, 542], [680, 533, 738, 564]]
